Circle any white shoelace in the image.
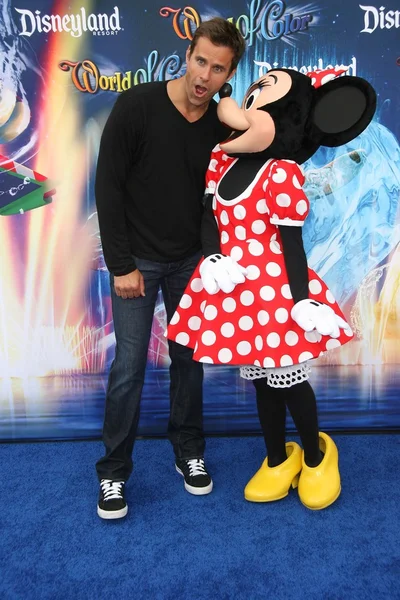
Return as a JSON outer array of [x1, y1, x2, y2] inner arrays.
[[100, 479, 124, 501], [187, 459, 207, 477]]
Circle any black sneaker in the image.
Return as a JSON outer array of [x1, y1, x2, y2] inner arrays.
[[97, 479, 128, 519], [175, 458, 213, 495]]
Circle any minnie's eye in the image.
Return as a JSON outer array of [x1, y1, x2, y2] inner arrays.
[[245, 88, 261, 110]]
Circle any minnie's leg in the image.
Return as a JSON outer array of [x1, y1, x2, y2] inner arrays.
[[278, 381, 323, 467], [253, 378, 287, 467], [245, 377, 302, 502]]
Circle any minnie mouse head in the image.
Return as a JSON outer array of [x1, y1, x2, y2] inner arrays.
[[218, 67, 376, 164]]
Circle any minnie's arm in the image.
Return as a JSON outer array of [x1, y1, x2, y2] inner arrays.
[[268, 161, 347, 337], [201, 193, 221, 258], [278, 226, 309, 303]]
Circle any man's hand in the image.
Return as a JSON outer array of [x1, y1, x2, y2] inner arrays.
[[291, 299, 348, 338], [114, 270, 145, 299]]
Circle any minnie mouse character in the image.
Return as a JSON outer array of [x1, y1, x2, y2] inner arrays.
[[167, 67, 376, 509]]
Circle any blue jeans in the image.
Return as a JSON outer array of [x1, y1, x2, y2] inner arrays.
[[96, 252, 204, 482]]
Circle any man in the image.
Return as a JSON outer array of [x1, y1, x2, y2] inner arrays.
[[95, 17, 246, 519]]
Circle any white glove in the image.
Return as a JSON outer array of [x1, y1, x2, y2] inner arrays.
[[291, 299, 348, 339], [199, 254, 247, 295]]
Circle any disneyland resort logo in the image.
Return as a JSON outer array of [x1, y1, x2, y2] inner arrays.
[[14, 5, 122, 37], [359, 5, 400, 32]]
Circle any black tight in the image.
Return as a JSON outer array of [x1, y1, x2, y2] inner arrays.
[[253, 378, 322, 468]]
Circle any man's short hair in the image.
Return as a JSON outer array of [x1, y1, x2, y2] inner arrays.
[[189, 17, 246, 73]]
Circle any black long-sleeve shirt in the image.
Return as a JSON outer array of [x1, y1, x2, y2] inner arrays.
[[95, 81, 229, 276]]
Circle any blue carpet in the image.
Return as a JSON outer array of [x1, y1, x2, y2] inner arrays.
[[1, 434, 399, 599]]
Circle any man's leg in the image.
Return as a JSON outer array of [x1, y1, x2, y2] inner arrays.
[[96, 266, 159, 484], [162, 253, 212, 495], [162, 252, 204, 459]]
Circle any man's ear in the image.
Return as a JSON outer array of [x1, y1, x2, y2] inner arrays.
[[226, 68, 236, 83], [311, 76, 376, 147], [185, 46, 191, 63]]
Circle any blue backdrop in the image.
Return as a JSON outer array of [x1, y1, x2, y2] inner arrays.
[[0, 0, 399, 440]]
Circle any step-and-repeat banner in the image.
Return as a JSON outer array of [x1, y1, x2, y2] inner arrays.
[[0, 0, 399, 439]]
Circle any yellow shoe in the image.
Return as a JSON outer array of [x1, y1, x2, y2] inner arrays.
[[244, 441, 302, 502], [298, 432, 341, 510]]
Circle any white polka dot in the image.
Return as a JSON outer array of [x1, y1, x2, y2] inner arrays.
[[221, 322, 235, 337], [204, 305, 218, 320], [326, 339, 341, 350], [222, 297, 236, 313], [202, 331, 216, 346], [321, 73, 336, 85], [255, 335, 263, 350], [212, 197, 217, 210], [280, 355, 293, 367], [248, 240, 264, 256], [194, 342, 198, 352], [344, 327, 353, 337], [272, 167, 287, 183], [200, 301, 206, 313], [199, 356, 213, 363], [221, 231, 229, 244], [231, 246, 243, 261], [235, 226, 246, 240], [266, 262, 281, 277], [237, 341, 252, 355], [188, 316, 201, 330], [292, 175, 302, 189], [326, 290, 335, 304], [281, 284, 292, 299], [246, 265, 260, 280], [170, 312, 180, 326], [257, 310, 270, 326], [240, 291, 254, 306], [299, 351, 313, 362], [285, 331, 299, 346], [309, 279, 322, 294], [275, 308, 289, 323], [276, 193, 291, 207], [180, 294, 192, 309], [256, 199, 268, 214], [239, 316, 253, 331], [296, 200, 308, 215], [234, 205, 246, 220], [209, 159, 218, 172], [266, 332, 280, 348], [254, 359, 261, 366], [263, 357, 275, 368], [218, 348, 232, 363], [251, 220, 266, 234], [305, 330, 322, 343], [270, 240, 282, 255], [190, 278, 203, 293], [260, 286, 275, 301], [220, 210, 229, 225], [208, 181, 216, 192], [176, 332, 190, 346]]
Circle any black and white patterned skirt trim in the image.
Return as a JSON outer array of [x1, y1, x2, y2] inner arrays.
[[239, 362, 311, 388]]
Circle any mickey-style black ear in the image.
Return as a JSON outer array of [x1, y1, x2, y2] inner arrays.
[[311, 76, 376, 147]]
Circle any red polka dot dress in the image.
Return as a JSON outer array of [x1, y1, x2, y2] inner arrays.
[[167, 146, 354, 368]]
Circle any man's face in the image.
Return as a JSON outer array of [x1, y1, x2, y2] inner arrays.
[[185, 37, 235, 107]]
